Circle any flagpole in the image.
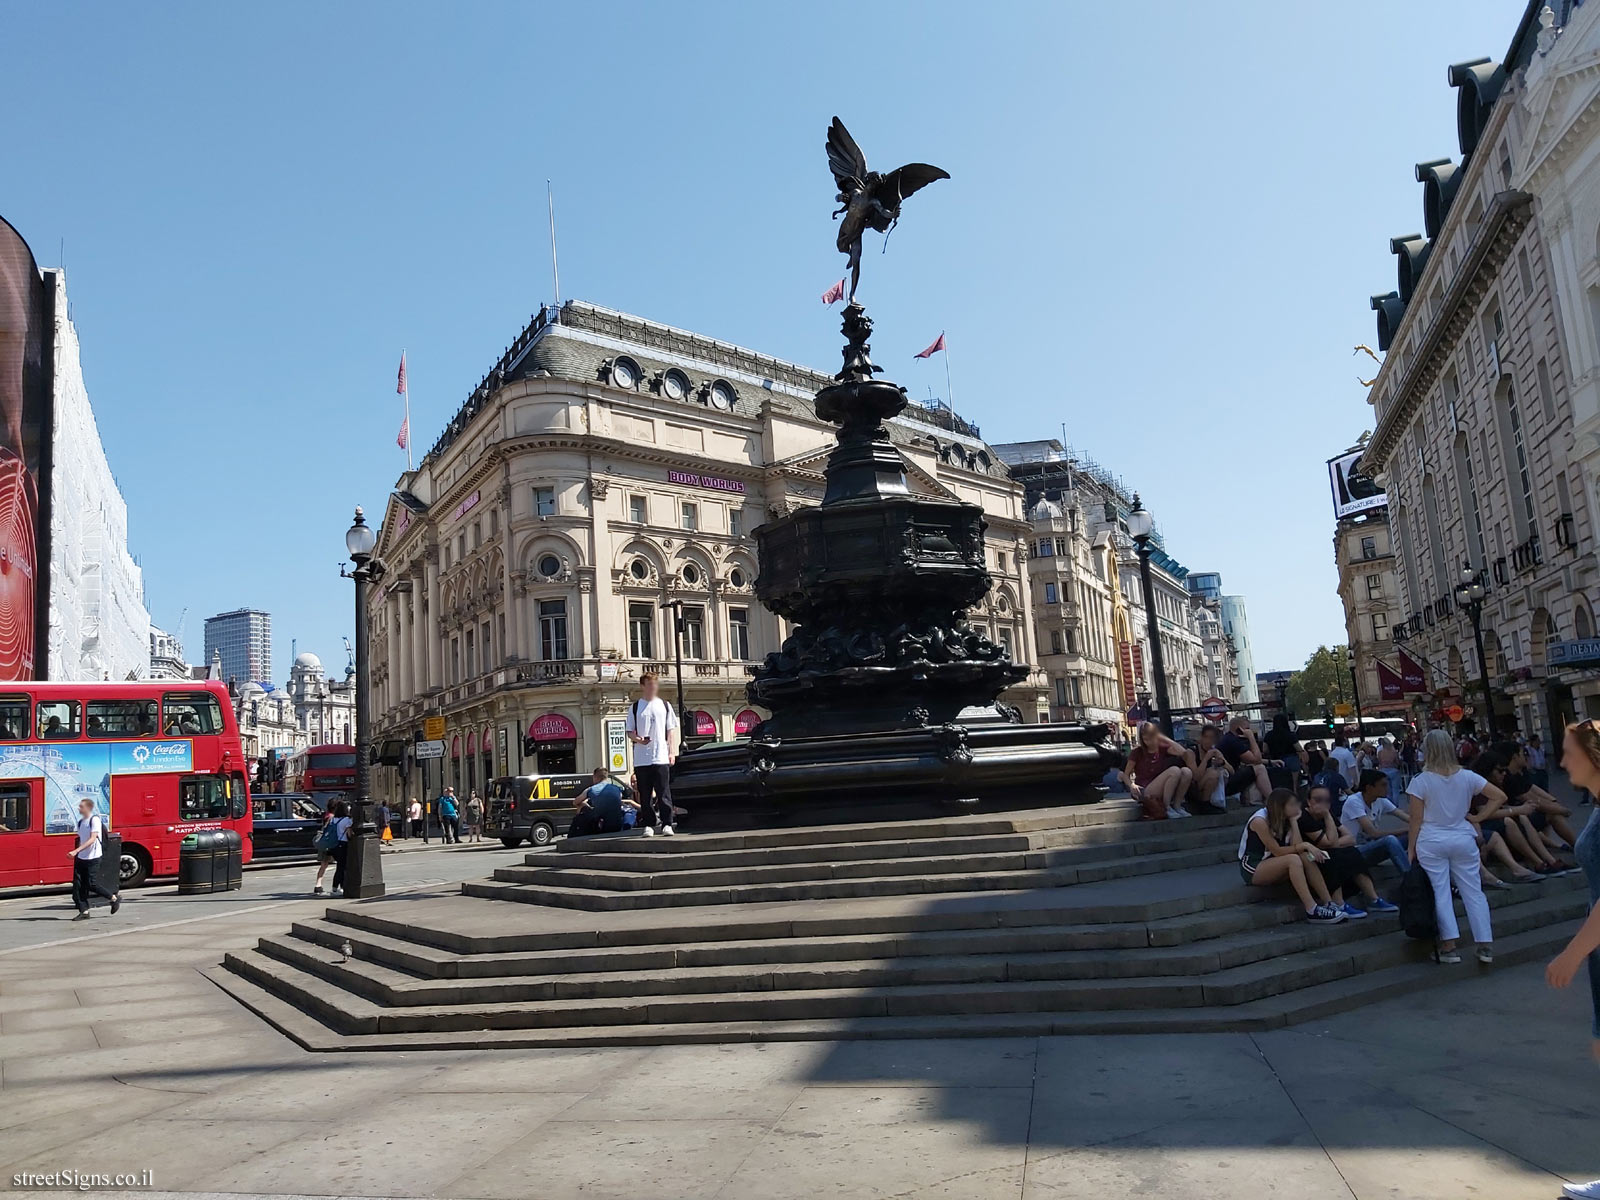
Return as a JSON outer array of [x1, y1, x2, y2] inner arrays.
[[942, 338, 955, 411], [402, 348, 413, 471], [547, 181, 561, 307]]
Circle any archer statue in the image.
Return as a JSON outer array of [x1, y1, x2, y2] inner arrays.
[[827, 117, 949, 305]]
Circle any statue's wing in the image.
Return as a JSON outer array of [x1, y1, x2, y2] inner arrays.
[[878, 163, 950, 204], [826, 117, 869, 190]]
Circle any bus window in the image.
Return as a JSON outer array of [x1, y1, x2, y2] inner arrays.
[[0, 696, 27, 741], [179, 776, 231, 820], [0, 784, 30, 831], [86, 700, 158, 738], [37, 701, 81, 740], [231, 773, 248, 819], [163, 693, 223, 737]]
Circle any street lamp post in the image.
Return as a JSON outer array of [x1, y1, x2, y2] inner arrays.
[[340, 506, 386, 899], [1454, 564, 1499, 739], [1127, 495, 1171, 734], [1347, 646, 1364, 728], [1274, 676, 1289, 718], [660, 599, 689, 737]]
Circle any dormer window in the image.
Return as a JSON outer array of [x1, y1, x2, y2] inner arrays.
[[610, 356, 640, 390], [662, 369, 690, 401], [709, 380, 736, 411]]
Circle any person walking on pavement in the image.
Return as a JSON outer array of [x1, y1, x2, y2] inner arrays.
[[626, 672, 680, 835], [67, 798, 119, 920], [437, 787, 460, 843], [312, 806, 337, 895], [328, 800, 353, 895], [465, 790, 484, 842], [1545, 720, 1600, 1200], [406, 797, 420, 839]]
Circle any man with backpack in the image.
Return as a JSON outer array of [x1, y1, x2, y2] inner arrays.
[[437, 787, 460, 843], [626, 672, 680, 836], [68, 797, 120, 920]]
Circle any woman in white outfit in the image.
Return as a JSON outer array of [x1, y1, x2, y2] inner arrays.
[[1406, 729, 1510, 964]]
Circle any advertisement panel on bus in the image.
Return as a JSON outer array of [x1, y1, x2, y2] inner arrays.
[[0, 739, 194, 832]]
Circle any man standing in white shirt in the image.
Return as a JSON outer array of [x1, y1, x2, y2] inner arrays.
[[1329, 733, 1359, 789], [626, 672, 680, 835], [68, 797, 120, 920]]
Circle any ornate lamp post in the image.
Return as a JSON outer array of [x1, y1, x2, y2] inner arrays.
[[1127, 495, 1171, 733], [659, 598, 689, 736], [1454, 564, 1498, 739], [1273, 675, 1289, 719], [340, 506, 386, 898]]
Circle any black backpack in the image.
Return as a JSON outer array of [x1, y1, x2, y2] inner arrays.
[[1397, 863, 1438, 941]]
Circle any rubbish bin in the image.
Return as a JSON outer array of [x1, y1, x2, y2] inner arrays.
[[89, 833, 121, 906], [177, 832, 219, 894], [217, 828, 244, 891]]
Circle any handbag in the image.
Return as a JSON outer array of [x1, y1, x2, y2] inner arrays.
[[1397, 862, 1438, 941]]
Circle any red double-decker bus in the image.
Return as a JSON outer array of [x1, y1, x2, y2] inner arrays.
[[285, 743, 357, 797], [0, 680, 252, 888]]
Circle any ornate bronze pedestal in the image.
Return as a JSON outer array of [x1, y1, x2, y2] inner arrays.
[[670, 304, 1117, 827]]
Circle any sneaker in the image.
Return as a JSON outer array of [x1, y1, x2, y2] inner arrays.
[[642, 827, 655, 837], [1339, 902, 1370, 920], [1562, 1179, 1600, 1199], [661, 825, 676, 836], [313, 886, 324, 895], [1166, 808, 1191, 819], [1476, 946, 1495, 965], [72, 911, 90, 921], [110, 894, 120, 915], [1367, 897, 1400, 913], [1306, 904, 1346, 924]]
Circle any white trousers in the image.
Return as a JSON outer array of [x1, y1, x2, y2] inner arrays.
[[1417, 827, 1493, 944]]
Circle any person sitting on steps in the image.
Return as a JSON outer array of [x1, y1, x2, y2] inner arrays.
[[1340, 769, 1412, 878], [1301, 783, 1399, 918], [1472, 753, 1572, 877], [1190, 725, 1230, 814], [567, 768, 638, 838], [1119, 721, 1193, 820], [1239, 786, 1346, 924], [1219, 716, 1273, 808]]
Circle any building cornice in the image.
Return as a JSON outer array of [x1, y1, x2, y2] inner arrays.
[[1366, 190, 1535, 471]]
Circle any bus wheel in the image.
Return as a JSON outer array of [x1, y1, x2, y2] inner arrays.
[[119, 846, 151, 888], [499, 836, 524, 849], [530, 823, 555, 847]]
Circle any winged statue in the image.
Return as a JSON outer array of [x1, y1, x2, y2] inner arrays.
[[827, 117, 949, 304]]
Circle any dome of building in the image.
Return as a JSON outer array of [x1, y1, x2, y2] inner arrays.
[[294, 651, 322, 671], [239, 681, 264, 701], [1029, 498, 1063, 521]]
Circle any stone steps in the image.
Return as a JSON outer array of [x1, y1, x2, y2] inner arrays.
[[204, 916, 1582, 1051], [220, 885, 1587, 1041], [214, 796, 1592, 1052], [476, 842, 1243, 910], [287, 902, 1296, 980]]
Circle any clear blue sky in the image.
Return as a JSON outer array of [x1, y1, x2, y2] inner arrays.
[[1, 1, 1522, 679]]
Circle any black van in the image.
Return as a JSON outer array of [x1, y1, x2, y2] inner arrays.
[[488, 774, 591, 847]]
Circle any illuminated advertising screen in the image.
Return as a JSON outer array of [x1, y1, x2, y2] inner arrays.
[[0, 216, 52, 679]]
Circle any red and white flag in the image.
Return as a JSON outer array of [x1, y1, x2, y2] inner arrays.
[[821, 278, 846, 306], [914, 332, 947, 359], [396, 352, 408, 395], [396, 414, 409, 451]]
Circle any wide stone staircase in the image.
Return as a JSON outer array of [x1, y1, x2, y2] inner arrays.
[[212, 800, 1591, 1051]]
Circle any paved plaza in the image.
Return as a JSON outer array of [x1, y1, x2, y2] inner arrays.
[[0, 848, 1594, 1200]]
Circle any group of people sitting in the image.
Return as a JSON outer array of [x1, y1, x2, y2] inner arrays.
[[1235, 730, 1581, 928], [1119, 714, 1330, 819]]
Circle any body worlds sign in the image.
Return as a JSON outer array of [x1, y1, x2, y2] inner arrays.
[[667, 470, 746, 494]]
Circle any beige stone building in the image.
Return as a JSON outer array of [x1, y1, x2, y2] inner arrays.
[[1362, 24, 1600, 737], [1332, 508, 1407, 714], [367, 301, 1045, 806]]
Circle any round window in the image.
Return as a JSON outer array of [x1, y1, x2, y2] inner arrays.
[[730, 568, 746, 588], [662, 369, 689, 400], [610, 357, 638, 389], [538, 554, 562, 578], [682, 563, 700, 585], [629, 558, 649, 580], [710, 380, 735, 410]]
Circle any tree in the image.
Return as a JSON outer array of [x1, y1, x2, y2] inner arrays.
[[1285, 644, 1348, 718]]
